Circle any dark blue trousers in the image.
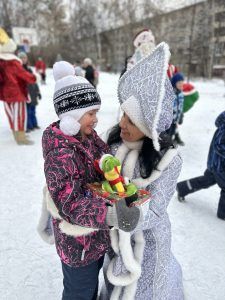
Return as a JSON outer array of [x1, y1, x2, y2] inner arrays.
[[27, 104, 37, 130], [177, 169, 225, 218], [166, 122, 177, 137], [61, 255, 104, 300]]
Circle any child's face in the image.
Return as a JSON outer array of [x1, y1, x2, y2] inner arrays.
[[79, 109, 99, 137], [176, 80, 184, 91], [21, 56, 28, 64]]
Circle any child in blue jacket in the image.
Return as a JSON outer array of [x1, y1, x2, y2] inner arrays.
[[167, 72, 185, 145]]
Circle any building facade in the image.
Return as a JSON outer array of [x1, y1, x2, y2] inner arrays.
[[211, 0, 225, 77], [80, 0, 225, 78], [99, 1, 211, 76]]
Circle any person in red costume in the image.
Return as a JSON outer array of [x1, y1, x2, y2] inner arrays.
[[35, 57, 46, 84], [167, 63, 179, 79], [0, 28, 36, 145]]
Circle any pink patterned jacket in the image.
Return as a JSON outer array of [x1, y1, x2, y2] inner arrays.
[[42, 122, 111, 267]]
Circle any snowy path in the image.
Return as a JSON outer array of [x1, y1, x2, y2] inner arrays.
[[0, 71, 225, 300]]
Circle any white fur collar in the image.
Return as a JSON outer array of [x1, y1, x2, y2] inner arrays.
[[115, 140, 143, 180], [115, 142, 178, 188], [108, 230, 145, 300], [123, 139, 143, 150]]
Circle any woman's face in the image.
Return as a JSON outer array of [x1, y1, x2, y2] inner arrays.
[[119, 113, 145, 142]]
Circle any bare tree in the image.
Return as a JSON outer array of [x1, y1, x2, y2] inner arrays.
[[69, 0, 104, 63], [98, 0, 162, 70], [0, 0, 69, 64], [0, 0, 41, 34]]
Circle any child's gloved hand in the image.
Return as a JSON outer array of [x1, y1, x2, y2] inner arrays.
[[106, 199, 140, 232], [38, 93, 42, 100]]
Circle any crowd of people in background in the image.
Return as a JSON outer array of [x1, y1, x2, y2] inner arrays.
[[0, 27, 100, 146]]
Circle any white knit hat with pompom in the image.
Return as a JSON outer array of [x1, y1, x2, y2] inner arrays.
[[53, 61, 101, 136]]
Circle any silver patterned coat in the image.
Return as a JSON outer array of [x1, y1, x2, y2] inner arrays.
[[100, 141, 184, 300]]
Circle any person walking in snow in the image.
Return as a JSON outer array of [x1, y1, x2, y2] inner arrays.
[[127, 28, 156, 70], [41, 61, 140, 300], [35, 56, 46, 84], [167, 72, 185, 146], [167, 62, 179, 79], [18, 51, 41, 132], [83, 57, 97, 87], [100, 43, 184, 300], [0, 28, 36, 145], [177, 111, 225, 221], [74, 61, 85, 77]]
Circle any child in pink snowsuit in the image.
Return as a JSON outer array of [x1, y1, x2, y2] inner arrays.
[[41, 61, 140, 299]]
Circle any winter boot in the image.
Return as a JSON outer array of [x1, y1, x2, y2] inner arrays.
[[176, 186, 185, 202], [176, 181, 192, 202], [14, 131, 34, 145], [174, 133, 185, 146], [217, 212, 225, 220], [217, 191, 225, 220]]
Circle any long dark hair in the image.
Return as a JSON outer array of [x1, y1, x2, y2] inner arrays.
[[120, 55, 132, 78], [107, 124, 174, 178]]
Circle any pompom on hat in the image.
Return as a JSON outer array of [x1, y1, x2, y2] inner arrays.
[[0, 28, 17, 54], [53, 61, 101, 136], [118, 42, 175, 151]]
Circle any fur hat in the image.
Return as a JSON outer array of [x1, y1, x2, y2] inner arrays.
[[0, 28, 17, 54], [128, 28, 156, 69], [133, 29, 155, 48], [118, 42, 175, 151], [53, 61, 101, 136]]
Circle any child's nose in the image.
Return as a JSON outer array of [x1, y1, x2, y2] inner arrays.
[[93, 115, 98, 123]]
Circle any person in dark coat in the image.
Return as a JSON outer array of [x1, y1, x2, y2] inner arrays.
[[177, 111, 225, 220], [18, 52, 41, 131], [83, 57, 96, 87]]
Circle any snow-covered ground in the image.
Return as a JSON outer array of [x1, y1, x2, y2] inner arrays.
[[0, 70, 225, 300]]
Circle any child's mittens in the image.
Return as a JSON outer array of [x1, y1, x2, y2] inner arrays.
[[106, 199, 140, 232], [37, 212, 54, 245], [37, 191, 55, 245]]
